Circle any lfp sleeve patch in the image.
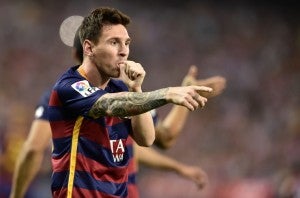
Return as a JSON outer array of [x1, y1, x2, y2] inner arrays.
[[71, 80, 99, 97]]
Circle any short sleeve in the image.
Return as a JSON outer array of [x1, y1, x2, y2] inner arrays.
[[35, 90, 51, 120], [56, 79, 106, 117]]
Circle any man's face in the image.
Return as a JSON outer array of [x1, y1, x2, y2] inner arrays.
[[91, 24, 131, 78]]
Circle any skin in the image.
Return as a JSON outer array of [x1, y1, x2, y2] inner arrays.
[[135, 145, 208, 189], [9, 120, 51, 198], [155, 65, 226, 149]]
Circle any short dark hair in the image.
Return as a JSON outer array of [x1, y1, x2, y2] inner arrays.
[[79, 7, 131, 44]]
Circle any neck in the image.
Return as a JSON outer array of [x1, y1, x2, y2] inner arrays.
[[78, 62, 110, 89]]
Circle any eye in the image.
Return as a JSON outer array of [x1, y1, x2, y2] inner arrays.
[[125, 39, 131, 46], [110, 40, 117, 45], [125, 41, 130, 46]]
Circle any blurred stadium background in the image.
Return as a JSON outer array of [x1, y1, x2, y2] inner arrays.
[[0, 0, 299, 197]]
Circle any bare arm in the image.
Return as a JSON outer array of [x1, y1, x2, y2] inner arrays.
[[154, 66, 198, 149], [135, 144, 208, 189], [89, 61, 212, 146], [88, 88, 168, 118], [88, 85, 212, 118], [10, 120, 52, 198], [155, 65, 226, 149]]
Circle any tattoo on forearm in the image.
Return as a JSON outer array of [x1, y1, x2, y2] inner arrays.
[[89, 88, 169, 118]]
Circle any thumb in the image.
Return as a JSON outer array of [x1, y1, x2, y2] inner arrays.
[[119, 63, 127, 77], [187, 65, 198, 78]]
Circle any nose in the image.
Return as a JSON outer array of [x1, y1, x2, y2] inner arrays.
[[119, 43, 129, 58]]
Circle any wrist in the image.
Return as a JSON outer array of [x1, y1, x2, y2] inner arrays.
[[174, 162, 185, 175], [129, 86, 142, 92], [164, 87, 172, 102]]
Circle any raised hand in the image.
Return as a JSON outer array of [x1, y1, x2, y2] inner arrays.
[[197, 76, 226, 98], [119, 60, 146, 92], [181, 65, 226, 98], [181, 65, 198, 86]]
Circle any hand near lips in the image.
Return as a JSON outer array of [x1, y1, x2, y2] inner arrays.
[[118, 60, 145, 92]]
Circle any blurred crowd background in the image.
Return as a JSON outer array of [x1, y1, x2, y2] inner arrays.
[[0, 0, 299, 197]]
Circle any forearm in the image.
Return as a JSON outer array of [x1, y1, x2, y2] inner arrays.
[[131, 112, 155, 146], [155, 105, 189, 149], [137, 146, 183, 173], [137, 146, 208, 189], [89, 88, 169, 118], [10, 148, 44, 198]]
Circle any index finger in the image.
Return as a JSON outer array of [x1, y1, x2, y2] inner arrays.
[[192, 85, 213, 93]]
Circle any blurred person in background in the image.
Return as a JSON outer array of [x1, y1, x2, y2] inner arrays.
[[9, 14, 84, 198], [9, 26, 84, 198], [0, 104, 35, 198]]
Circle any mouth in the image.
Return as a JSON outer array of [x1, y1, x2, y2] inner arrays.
[[115, 63, 121, 75], [117, 61, 125, 66], [117, 61, 126, 71], [116, 60, 127, 72], [116, 63, 121, 72]]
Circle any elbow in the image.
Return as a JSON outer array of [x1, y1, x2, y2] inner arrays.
[[134, 132, 155, 147], [146, 135, 155, 147], [154, 124, 179, 150], [154, 128, 177, 150], [136, 135, 155, 147], [23, 142, 45, 155], [154, 137, 175, 150], [132, 120, 156, 147]]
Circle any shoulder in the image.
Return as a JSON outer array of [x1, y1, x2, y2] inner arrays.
[[40, 90, 51, 104], [54, 66, 83, 89]]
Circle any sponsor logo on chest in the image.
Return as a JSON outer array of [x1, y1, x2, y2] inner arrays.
[[110, 139, 126, 163]]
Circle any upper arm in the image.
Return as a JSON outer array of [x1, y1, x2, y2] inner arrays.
[[25, 119, 52, 151], [54, 79, 106, 117]]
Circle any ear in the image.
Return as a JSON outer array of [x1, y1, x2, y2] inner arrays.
[[83, 40, 94, 57]]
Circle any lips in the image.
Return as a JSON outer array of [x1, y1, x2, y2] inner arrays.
[[117, 61, 125, 67]]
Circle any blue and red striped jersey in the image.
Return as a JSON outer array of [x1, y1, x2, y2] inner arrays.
[[48, 66, 132, 198], [34, 90, 51, 121], [127, 136, 138, 198]]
